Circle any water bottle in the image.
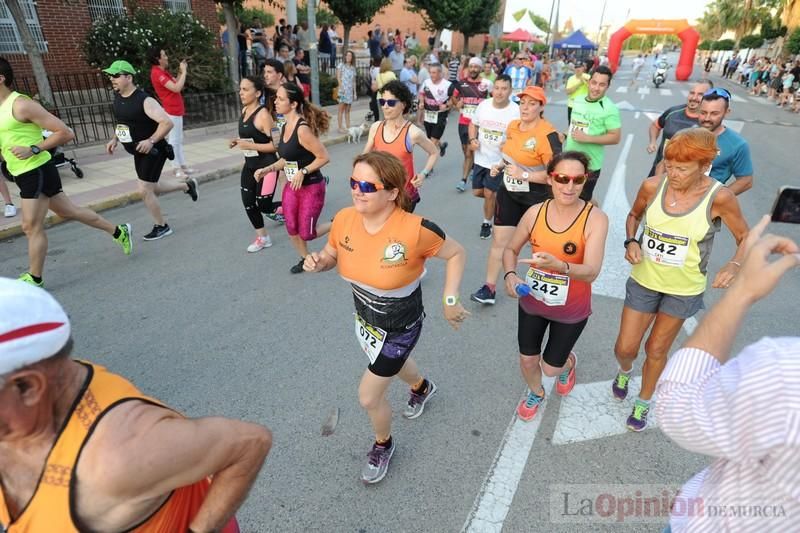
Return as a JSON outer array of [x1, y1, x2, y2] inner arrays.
[[515, 283, 531, 297]]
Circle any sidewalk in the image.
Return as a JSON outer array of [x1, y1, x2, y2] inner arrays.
[[0, 98, 371, 240]]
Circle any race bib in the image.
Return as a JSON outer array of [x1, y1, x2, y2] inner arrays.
[[424, 110, 439, 123], [569, 120, 590, 137], [355, 314, 386, 364], [503, 174, 530, 192], [462, 104, 477, 119], [480, 127, 503, 146], [642, 225, 690, 267], [115, 124, 132, 143], [525, 268, 570, 306], [239, 137, 258, 158], [285, 161, 299, 181]]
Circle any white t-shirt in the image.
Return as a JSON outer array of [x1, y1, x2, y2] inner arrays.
[[472, 99, 520, 169], [633, 57, 645, 71], [420, 77, 452, 106]]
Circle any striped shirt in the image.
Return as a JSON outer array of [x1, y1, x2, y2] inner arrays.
[[655, 338, 800, 532]]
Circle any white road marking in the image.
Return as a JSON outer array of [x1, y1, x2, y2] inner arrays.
[[725, 120, 745, 133], [616, 86, 629, 93], [552, 99, 569, 106], [644, 112, 660, 122], [634, 111, 640, 119], [659, 89, 673, 96], [616, 100, 635, 111], [637, 87, 650, 95], [731, 94, 746, 103], [462, 377, 556, 533], [680, 90, 689, 97], [552, 378, 659, 445]]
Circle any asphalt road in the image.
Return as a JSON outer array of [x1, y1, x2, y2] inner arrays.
[[2, 52, 799, 532]]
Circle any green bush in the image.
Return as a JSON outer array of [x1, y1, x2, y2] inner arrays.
[[712, 39, 735, 51], [217, 7, 274, 28], [319, 71, 338, 106], [698, 41, 713, 51], [787, 28, 800, 56], [739, 34, 764, 50], [84, 8, 227, 93]]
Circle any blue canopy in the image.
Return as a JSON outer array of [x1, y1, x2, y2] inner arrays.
[[553, 30, 597, 50]]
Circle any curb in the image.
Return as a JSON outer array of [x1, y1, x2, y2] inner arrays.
[[0, 133, 350, 242]]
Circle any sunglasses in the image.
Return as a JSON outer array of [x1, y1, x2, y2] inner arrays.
[[550, 173, 588, 185], [703, 87, 731, 100], [108, 73, 130, 78], [378, 98, 399, 107], [350, 177, 385, 193]]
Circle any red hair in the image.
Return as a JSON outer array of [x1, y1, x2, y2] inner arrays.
[[664, 128, 718, 166]]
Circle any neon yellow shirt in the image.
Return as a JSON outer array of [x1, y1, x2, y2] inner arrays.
[[0, 92, 50, 176]]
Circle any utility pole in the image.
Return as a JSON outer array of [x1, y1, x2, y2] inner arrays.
[[597, 0, 607, 49], [287, 0, 297, 26], [549, 0, 560, 58], [307, 0, 320, 105]]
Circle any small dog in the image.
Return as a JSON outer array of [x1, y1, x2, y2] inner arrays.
[[347, 122, 369, 144]]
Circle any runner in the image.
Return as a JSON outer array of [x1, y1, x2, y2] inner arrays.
[[502, 151, 608, 420], [647, 80, 713, 176], [0, 58, 131, 288], [470, 86, 562, 305], [611, 128, 748, 431], [363, 80, 438, 213], [564, 60, 590, 124], [104, 60, 198, 241], [453, 57, 492, 192], [697, 87, 754, 195], [417, 63, 454, 157], [230, 76, 280, 252], [259, 58, 287, 224], [148, 46, 194, 179], [564, 65, 621, 202], [467, 74, 519, 239], [303, 151, 469, 484], [630, 54, 645, 86], [254, 82, 331, 274], [0, 278, 271, 532], [504, 52, 534, 96]]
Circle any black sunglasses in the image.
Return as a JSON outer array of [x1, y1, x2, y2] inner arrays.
[[350, 177, 385, 193], [108, 72, 131, 79], [378, 98, 399, 107], [704, 87, 731, 100]]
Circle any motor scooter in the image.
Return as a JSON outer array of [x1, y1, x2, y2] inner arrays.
[[653, 61, 669, 88]]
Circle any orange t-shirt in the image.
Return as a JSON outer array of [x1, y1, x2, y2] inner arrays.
[[0, 362, 239, 533], [501, 118, 561, 172], [328, 206, 445, 291]]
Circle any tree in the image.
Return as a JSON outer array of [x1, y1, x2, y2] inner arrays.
[[698, 40, 714, 51], [739, 34, 765, 49], [406, 0, 471, 49], [216, 1, 243, 89], [6, 0, 53, 106], [298, 2, 338, 27], [325, 0, 392, 57], [787, 27, 800, 55], [452, 0, 501, 53], [218, 7, 274, 28], [712, 38, 736, 50]]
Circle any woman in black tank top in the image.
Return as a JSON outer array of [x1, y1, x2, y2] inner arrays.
[[230, 76, 281, 253], [255, 82, 332, 273]]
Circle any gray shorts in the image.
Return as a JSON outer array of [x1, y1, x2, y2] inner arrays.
[[624, 278, 704, 319]]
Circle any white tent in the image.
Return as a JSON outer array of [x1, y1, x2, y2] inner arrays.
[[502, 0, 548, 37]]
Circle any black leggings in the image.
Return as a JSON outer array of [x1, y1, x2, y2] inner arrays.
[[241, 165, 280, 230], [517, 305, 588, 367]]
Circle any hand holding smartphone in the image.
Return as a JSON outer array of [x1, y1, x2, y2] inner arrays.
[[771, 187, 800, 224]]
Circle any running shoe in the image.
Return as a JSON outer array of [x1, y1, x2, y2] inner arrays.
[[403, 379, 437, 419], [247, 235, 272, 253], [143, 224, 173, 241], [611, 370, 631, 401], [479, 223, 492, 240], [517, 388, 545, 422], [289, 257, 305, 274], [4, 204, 16, 218], [185, 178, 199, 202], [361, 439, 396, 484], [266, 211, 285, 224], [555, 352, 577, 396], [470, 284, 496, 305], [626, 399, 650, 432], [114, 223, 133, 255], [18, 272, 43, 288], [439, 141, 448, 157], [456, 180, 467, 192]]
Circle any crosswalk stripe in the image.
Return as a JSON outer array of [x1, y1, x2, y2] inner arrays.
[[658, 88, 672, 96], [615, 86, 628, 93], [680, 90, 689, 97], [637, 87, 650, 95]]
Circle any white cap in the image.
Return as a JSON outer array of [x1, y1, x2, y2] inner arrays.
[[0, 278, 70, 375], [468, 57, 483, 67]]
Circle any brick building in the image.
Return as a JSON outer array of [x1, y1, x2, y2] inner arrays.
[[1, 0, 219, 78]]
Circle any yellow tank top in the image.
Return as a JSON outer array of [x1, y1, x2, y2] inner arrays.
[[631, 177, 722, 296], [0, 92, 51, 176], [0, 362, 236, 533]]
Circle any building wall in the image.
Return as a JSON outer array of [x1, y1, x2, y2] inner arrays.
[[5, 0, 219, 79]]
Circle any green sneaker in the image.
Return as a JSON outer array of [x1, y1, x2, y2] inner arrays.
[[115, 223, 132, 255], [626, 399, 650, 432], [19, 272, 43, 288], [612, 370, 631, 401]]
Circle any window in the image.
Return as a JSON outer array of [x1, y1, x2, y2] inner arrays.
[[87, 0, 125, 21], [164, 0, 191, 13], [0, 0, 47, 54]]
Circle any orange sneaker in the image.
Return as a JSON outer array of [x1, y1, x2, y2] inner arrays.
[[516, 387, 546, 422], [555, 352, 577, 396]]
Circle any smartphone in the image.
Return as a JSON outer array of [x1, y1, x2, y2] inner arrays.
[[770, 187, 800, 224]]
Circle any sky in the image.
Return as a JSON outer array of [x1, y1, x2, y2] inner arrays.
[[507, 0, 713, 34]]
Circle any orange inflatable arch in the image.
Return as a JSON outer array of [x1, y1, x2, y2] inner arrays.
[[608, 19, 699, 81]]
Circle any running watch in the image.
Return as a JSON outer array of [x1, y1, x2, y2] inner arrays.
[[623, 237, 639, 249], [443, 295, 459, 306], [30, 145, 41, 155]]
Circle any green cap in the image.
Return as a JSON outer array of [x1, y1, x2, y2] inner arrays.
[[102, 60, 137, 75]]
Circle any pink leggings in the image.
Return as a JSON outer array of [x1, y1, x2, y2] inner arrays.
[[281, 179, 326, 240]]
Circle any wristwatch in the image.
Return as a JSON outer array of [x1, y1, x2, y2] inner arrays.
[[30, 145, 42, 155], [300, 167, 309, 175], [421, 168, 431, 177], [443, 295, 459, 306], [623, 237, 639, 249]]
